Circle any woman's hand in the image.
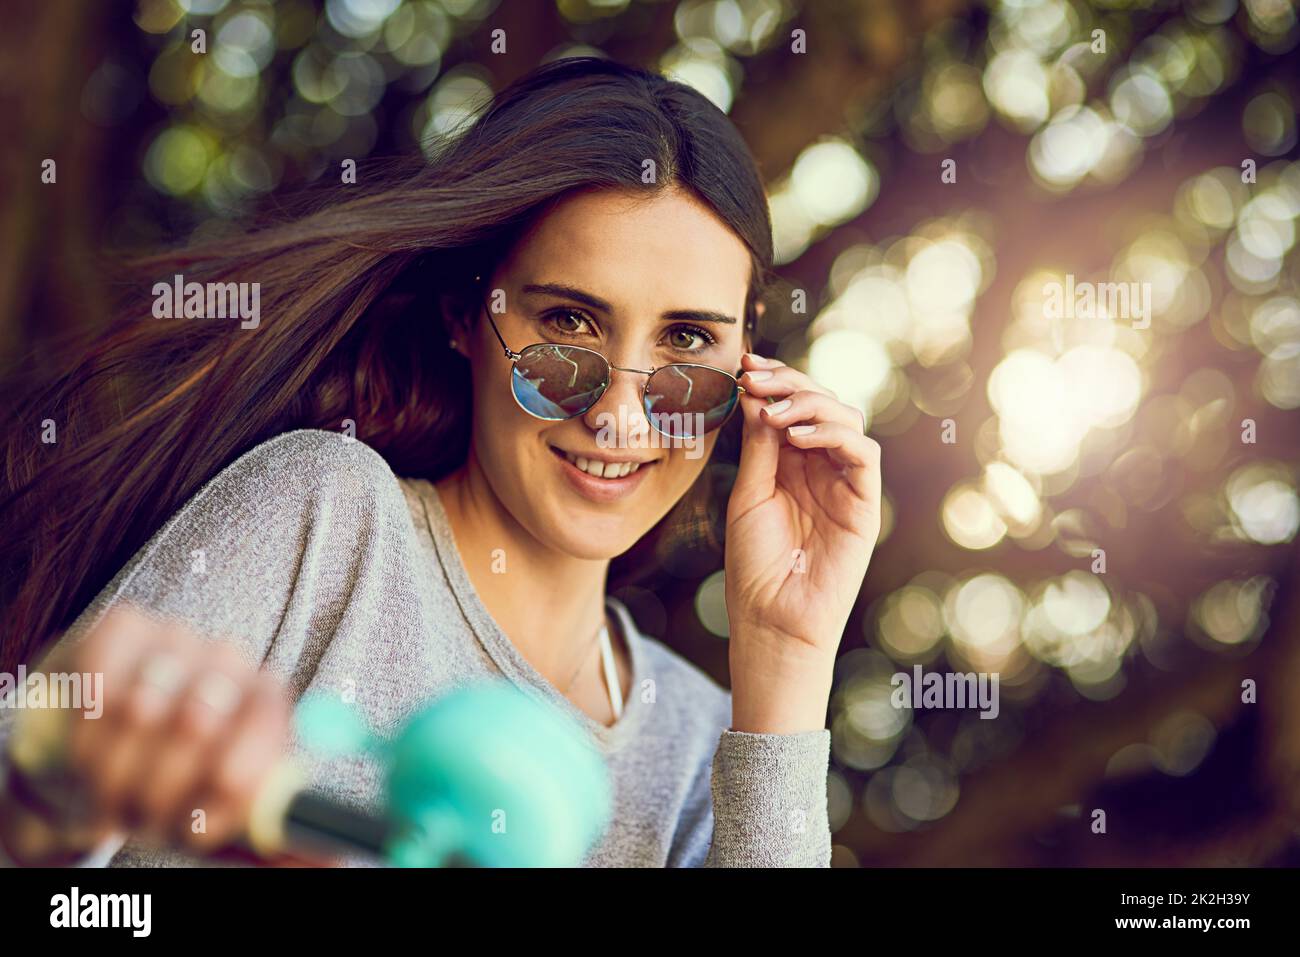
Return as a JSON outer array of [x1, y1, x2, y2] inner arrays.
[[723, 352, 882, 733], [0, 604, 313, 866]]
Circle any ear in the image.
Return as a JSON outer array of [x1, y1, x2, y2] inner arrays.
[[744, 300, 766, 355], [439, 292, 472, 359]]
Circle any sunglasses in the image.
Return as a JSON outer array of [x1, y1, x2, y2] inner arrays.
[[472, 280, 747, 440]]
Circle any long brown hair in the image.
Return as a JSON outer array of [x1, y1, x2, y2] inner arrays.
[[0, 56, 775, 672]]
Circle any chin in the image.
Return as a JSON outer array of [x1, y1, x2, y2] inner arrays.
[[538, 510, 648, 561]]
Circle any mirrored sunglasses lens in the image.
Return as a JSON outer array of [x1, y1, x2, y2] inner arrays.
[[644, 366, 739, 438], [512, 345, 608, 419]]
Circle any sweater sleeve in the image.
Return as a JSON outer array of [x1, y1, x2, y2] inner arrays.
[[0, 428, 410, 867], [669, 726, 833, 867], [705, 728, 833, 867]]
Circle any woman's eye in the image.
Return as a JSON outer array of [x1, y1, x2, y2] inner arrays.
[[666, 325, 716, 351], [544, 309, 593, 335]]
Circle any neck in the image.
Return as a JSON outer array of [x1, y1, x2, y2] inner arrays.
[[434, 450, 612, 685]]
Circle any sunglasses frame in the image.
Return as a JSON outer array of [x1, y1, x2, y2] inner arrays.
[[469, 279, 747, 439]]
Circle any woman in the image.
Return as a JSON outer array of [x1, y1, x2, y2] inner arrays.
[[0, 57, 880, 867]]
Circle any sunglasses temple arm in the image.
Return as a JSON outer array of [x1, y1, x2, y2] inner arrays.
[[479, 299, 517, 360]]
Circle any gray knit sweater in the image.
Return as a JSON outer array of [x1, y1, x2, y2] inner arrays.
[[0, 428, 832, 867]]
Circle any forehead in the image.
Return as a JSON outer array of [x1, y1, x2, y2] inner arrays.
[[504, 187, 753, 315]]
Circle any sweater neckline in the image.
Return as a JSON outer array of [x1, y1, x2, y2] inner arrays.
[[401, 476, 651, 753]]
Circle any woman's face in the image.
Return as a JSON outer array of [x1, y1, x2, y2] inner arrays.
[[453, 185, 754, 560]]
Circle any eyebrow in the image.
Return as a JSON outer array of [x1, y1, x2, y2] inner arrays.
[[520, 282, 738, 325]]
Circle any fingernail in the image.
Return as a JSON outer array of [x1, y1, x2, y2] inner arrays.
[[763, 398, 792, 415], [743, 352, 768, 365], [787, 425, 816, 435], [745, 370, 773, 381]]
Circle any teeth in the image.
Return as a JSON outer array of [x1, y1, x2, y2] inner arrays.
[[562, 451, 641, 479]]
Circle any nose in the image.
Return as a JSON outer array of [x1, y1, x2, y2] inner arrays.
[[582, 362, 654, 448]]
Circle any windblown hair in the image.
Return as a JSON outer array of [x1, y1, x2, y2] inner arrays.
[[0, 56, 775, 672]]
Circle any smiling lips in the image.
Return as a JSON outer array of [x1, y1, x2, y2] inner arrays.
[[549, 445, 658, 502], [552, 446, 653, 479]]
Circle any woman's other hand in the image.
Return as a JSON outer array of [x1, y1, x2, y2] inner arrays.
[[0, 604, 296, 865]]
